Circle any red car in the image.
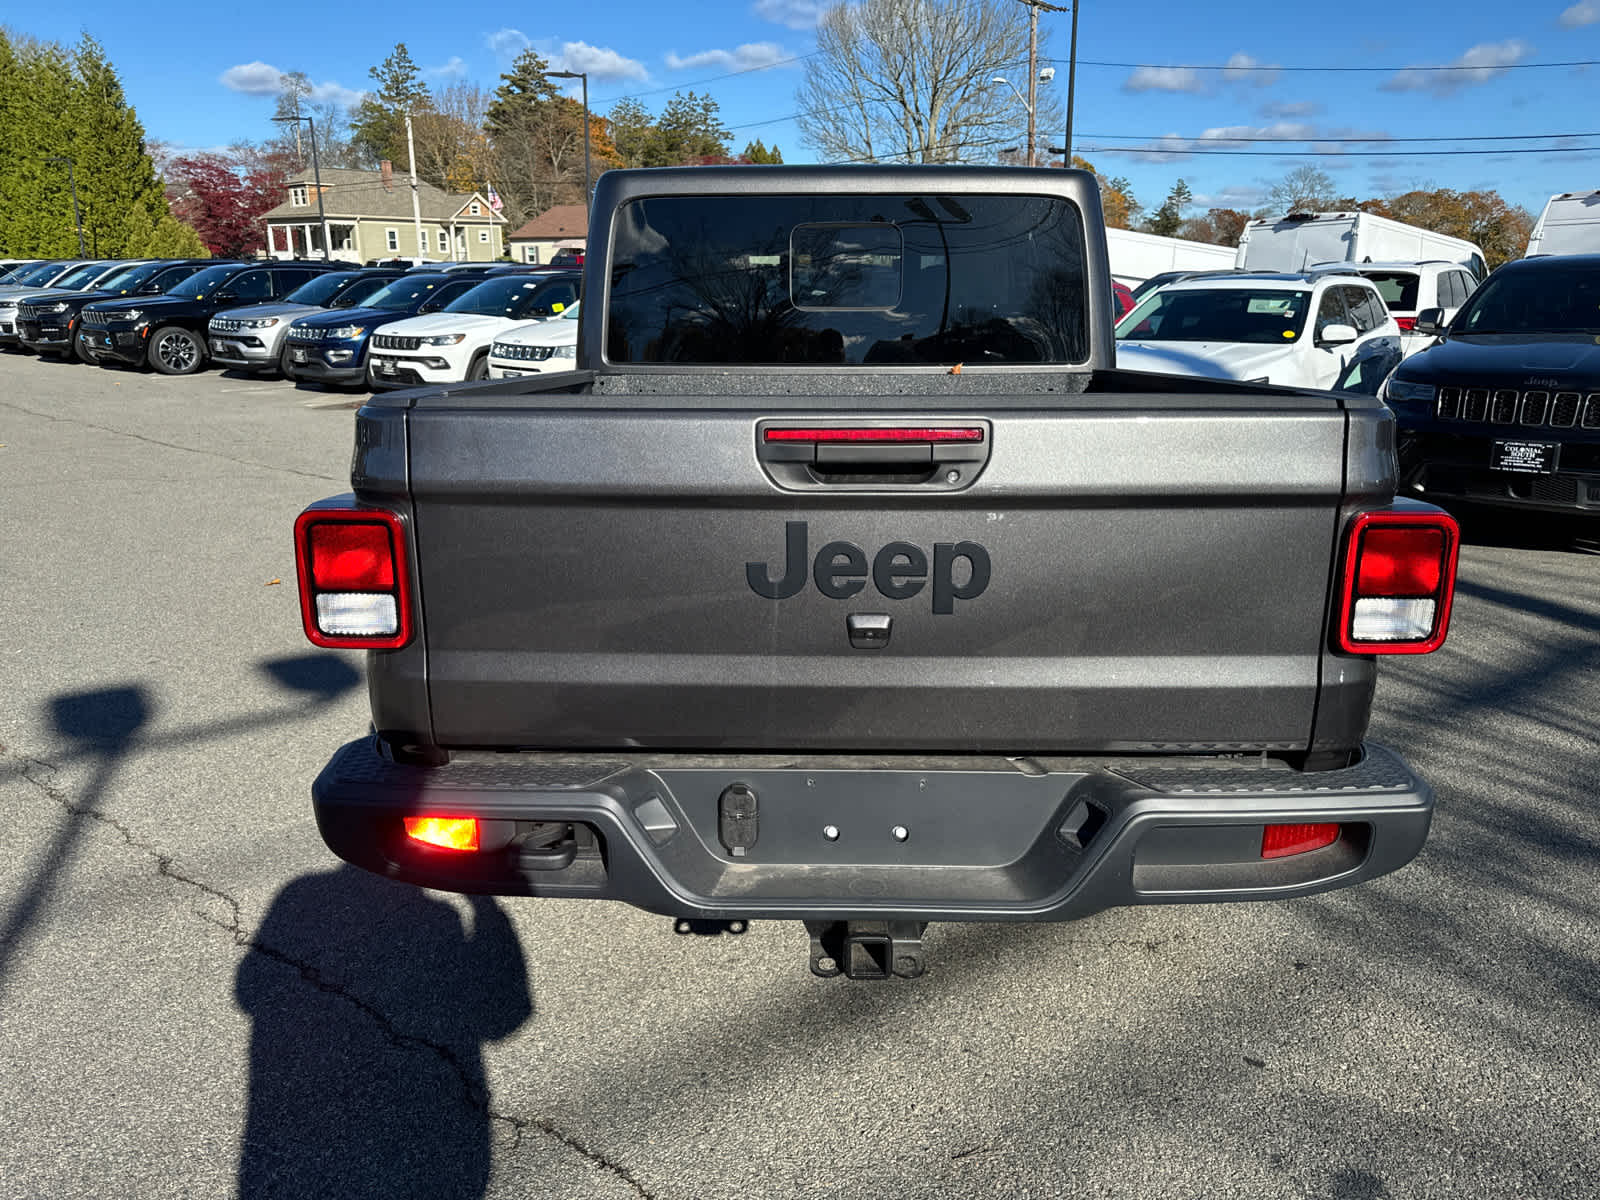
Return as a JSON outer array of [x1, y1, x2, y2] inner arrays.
[[1113, 281, 1135, 319]]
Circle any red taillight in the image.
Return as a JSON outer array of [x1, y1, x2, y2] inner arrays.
[[1337, 510, 1459, 655], [1393, 316, 1417, 332], [763, 427, 984, 443], [294, 507, 412, 650], [404, 816, 479, 851], [1262, 822, 1340, 859], [308, 523, 396, 590]]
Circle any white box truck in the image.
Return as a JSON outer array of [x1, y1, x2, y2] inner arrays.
[[1236, 212, 1486, 279], [1525, 190, 1600, 257], [1104, 227, 1236, 286]]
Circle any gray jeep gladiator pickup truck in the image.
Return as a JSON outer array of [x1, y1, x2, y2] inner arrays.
[[295, 166, 1461, 979]]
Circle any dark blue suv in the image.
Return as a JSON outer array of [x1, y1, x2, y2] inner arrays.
[[282, 272, 486, 388]]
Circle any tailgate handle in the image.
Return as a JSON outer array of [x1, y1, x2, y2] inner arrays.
[[757, 422, 990, 490]]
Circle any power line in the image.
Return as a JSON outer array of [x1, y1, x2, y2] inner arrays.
[[1077, 130, 1600, 145], [1081, 144, 1600, 157], [1052, 56, 1600, 73]]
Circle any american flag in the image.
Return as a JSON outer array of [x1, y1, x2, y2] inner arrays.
[[486, 183, 503, 212]]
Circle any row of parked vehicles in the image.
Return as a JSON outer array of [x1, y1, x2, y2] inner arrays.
[[0, 257, 582, 388], [5, 220, 1597, 516]]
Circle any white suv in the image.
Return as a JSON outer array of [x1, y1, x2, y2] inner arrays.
[[367, 272, 580, 389], [1328, 260, 1481, 359], [487, 302, 580, 378], [1115, 270, 1404, 394]]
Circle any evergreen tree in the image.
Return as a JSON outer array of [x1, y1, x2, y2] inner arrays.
[[66, 35, 167, 255], [742, 139, 783, 164], [3, 40, 78, 255], [485, 50, 559, 134], [654, 92, 730, 164], [606, 98, 658, 168], [145, 213, 209, 257], [351, 43, 433, 168], [1144, 179, 1193, 237]]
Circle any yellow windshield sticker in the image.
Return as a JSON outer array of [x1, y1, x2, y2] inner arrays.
[[551, 302, 565, 313], [1282, 330, 1296, 338]]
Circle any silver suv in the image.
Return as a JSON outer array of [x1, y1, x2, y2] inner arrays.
[[207, 269, 404, 375]]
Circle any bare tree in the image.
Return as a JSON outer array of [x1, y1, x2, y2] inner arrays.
[[1267, 166, 1339, 215], [796, 0, 1051, 164]]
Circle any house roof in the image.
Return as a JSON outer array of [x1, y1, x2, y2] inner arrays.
[[508, 205, 588, 242], [260, 168, 506, 224]]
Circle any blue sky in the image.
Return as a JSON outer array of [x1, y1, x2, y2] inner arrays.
[[20, 0, 1600, 217]]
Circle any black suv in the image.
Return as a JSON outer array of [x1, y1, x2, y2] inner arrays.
[[1382, 254, 1600, 514], [79, 260, 340, 374], [18, 259, 218, 360]]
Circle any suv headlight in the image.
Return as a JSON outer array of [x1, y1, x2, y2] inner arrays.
[[40, 301, 70, 314], [490, 342, 512, 358], [240, 317, 280, 329], [106, 309, 142, 323], [326, 325, 364, 340], [1381, 378, 1436, 405], [422, 333, 466, 346], [550, 344, 576, 359]]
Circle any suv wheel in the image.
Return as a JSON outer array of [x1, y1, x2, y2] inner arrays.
[[467, 353, 489, 381], [149, 326, 205, 375]]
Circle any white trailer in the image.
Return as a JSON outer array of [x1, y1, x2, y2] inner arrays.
[[1104, 227, 1236, 286], [1235, 211, 1487, 279], [1525, 190, 1600, 257]]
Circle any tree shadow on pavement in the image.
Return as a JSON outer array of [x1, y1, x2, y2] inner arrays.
[[0, 652, 361, 1006], [235, 865, 532, 1200]]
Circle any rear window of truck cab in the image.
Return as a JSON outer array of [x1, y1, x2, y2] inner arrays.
[[605, 194, 1088, 366]]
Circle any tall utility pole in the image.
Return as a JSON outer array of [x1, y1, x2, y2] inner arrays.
[[405, 113, 425, 260], [273, 114, 331, 259], [1015, 0, 1069, 167], [1065, 0, 1080, 164], [45, 156, 86, 255]]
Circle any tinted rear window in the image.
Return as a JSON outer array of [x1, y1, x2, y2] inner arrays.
[[606, 194, 1088, 365], [1361, 272, 1420, 311]]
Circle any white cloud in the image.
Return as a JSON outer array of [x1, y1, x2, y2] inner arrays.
[[1222, 52, 1280, 86], [1122, 66, 1206, 94], [1096, 122, 1392, 166], [1381, 39, 1533, 96], [428, 56, 469, 79], [754, 0, 826, 29], [219, 61, 283, 95], [219, 62, 365, 108], [1260, 100, 1321, 119], [486, 28, 532, 58], [1558, 2, 1599, 27], [1190, 184, 1268, 209], [554, 42, 650, 83], [665, 42, 792, 72]]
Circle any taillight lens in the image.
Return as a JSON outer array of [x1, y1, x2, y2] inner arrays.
[[1393, 316, 1417, 332], [294, 508, 412, 649], [403, 816, 480, 851], [1262, 822, 1340, 859], [1337, 510, 1459, 654]]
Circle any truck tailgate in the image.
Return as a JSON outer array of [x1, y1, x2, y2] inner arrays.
[[406, 394, 1347, 752]]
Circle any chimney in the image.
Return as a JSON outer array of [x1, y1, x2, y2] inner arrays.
[[380, 161, 393, 192]]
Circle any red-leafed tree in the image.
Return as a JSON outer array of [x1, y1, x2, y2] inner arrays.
[[166, 148, 292, 258]]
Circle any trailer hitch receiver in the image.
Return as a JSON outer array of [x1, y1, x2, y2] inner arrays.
[[806, 920, 927, 980]]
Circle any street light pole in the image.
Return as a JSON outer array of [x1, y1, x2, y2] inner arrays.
[[549, 70, 591, 208], [1065, 0, 1080, 164], [273, 114, 331, 260], [45, 156, 86, 256]]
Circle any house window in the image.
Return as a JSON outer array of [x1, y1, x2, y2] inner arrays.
[[438, 230, 449, 253], [526, 246, 538, 264], [479, 230, 490, 244], [469, 201, 481, 216], [386, 228, 399, 252], [290, 186, 308, 207]]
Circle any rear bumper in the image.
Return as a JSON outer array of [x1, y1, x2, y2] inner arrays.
[[313, 738, 1434, 922]]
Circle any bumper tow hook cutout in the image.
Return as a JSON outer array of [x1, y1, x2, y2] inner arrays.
[[806, 920, 928, 980]]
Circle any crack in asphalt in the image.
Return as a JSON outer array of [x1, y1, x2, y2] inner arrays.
[[1, 742, 656, 1199], [0, 398, 344, 483]]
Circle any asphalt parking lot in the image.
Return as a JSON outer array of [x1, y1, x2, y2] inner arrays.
[[2, 354, 1598, 1200]]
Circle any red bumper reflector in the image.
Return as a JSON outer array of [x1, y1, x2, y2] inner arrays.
[[763, 427, 984, 443], [1261, 822, 1340, 859], [403, 816, 480, 851]]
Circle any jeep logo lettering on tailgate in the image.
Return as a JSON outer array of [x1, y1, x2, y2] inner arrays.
[[746, 521, 990, 613]]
